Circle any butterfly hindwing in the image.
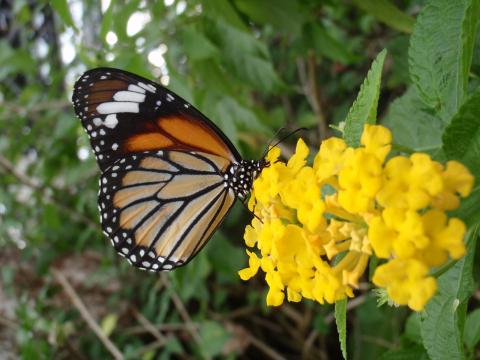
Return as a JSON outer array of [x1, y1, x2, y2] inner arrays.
[[98, 149, 236, 271], [72, 67, 241, 172]]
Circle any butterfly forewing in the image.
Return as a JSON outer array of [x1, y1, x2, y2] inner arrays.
[[72, 68, 241, 172], [71, 68, 247, 271]]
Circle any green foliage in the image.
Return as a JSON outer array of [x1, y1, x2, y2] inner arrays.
[[344, 49, 387, 146], [409, 0, 480, 122], [382, 86, 443, 152], [335, 298, 347, 359], [443, 88, 480, 178], [352, 0, 415, 34], [464, 308, 480, 352], [2, 0, 480, 359], [420, 227, 478, 359]]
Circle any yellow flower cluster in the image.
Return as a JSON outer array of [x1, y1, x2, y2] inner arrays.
[[239, 125, 474, 311]]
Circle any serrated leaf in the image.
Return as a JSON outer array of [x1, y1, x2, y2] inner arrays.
[[382, 87, 443, 151], [419, 226, 478, 360], [335, 298, 347, 359], [409, 0, 480, 121], [51, 0, 76, 29], [352, 0, 415, 34], [464, 308, 480, 351], [344, 49, 387, 147], [442, 88, 480, 179]]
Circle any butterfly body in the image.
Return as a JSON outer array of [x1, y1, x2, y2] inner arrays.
[[72, 68, 265, 271]]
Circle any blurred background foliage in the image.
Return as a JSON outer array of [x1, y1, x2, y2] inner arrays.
[[0, 0, 478, 359]]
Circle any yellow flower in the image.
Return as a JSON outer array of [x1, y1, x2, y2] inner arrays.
[[361, 124, 392, 162], [432, 161, 475, 210], [240, 124, 473, 312], [417, 210, 466, 267], [369, 208, 430, 259], [373, 259, 437, 311], [338, 148, 383, 213], [377, 154, 443, 210], [313, 137, 351, 184], [238, 250, 261, 280]]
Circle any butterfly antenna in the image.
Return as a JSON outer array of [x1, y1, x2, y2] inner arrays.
[[240, 197, 263, 223], [261, 127, 286, 159], [263, 127, 309, 159]]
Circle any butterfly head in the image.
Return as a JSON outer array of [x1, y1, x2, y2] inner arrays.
[[226, 159, 266, 199]]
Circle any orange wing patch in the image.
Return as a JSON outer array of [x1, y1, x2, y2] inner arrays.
[[125, 133, 174, 152], [158, 116, 234, 161]]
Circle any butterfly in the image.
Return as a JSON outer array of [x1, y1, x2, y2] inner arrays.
[[72, 68, 267, 272]]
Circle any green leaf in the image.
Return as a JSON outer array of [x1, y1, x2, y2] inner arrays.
[[198, 321, 231, 358], [378, 346, 429, 360], [203, 0, 247, 31], [382, 87, 443, 151], [100, 0, 116, 42], [335, 298, 347, 359], [51, 0, 76, 29], [235, 0, 304, 35], [352, 0, 415, 34], [450, 186, 480, 227], [442, 88, 480, 179], [212, 21, 282, 92], [344, 49, 387, 147], [181, 26, 219, 61], [306, 23, 357, 65], [100, 314, 118, 337], [464, 308, 480, 351], [409, 0, 480, 121], [404, 313, 422, 345], [419, 226, 478, 360]]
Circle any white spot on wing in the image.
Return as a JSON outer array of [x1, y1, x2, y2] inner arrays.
[[137, 82, 156, 93], [128, 84, 146, 93], [93, 117, 103, 126], [104, 114, 119, 128], [113, 91, 146, 102], [97, 102, 139, 114]]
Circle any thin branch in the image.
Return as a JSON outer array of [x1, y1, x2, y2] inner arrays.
[[297, 54, 328, 140], [248, 334, 287, 360], [360, 334, 396, 349], [0, 154, 97, 229], [159, 274, 204, 347], [0, 315, 17, 330], [307, 51, 328, 140], [209, 311, 287, 360], [132, 307, 167, 345], [51, 268, 124, 360], [132, 339, 167, 358]]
